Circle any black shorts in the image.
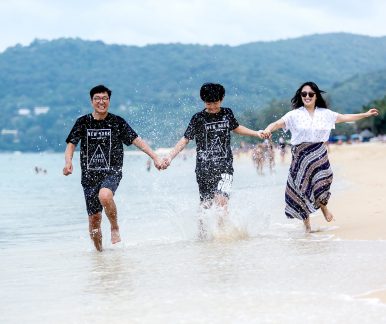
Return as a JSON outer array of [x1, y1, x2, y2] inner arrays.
[[196, 172, 233, 202], [82, 172, 121, 215]]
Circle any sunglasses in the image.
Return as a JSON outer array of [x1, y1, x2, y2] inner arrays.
[[301, 91, 316, 98]]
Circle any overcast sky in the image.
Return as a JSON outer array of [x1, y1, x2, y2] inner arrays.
[[1, 0, 386, 52]]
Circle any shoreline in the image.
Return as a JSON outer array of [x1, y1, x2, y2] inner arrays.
[[357, 289, 386, 306], [313, 142, 386, 304]]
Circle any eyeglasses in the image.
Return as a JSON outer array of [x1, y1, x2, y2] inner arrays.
[[93, 96, 110, 102], [301, 91, 316, 98]]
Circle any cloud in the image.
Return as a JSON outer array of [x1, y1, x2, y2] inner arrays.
[[1, 0, 386, 52]]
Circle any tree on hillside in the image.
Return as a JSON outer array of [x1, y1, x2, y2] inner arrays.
[[238, 99, 290, 144], [357, 96, 386, 134]]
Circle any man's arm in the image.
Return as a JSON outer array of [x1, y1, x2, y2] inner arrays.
[[63, 142, 76, 176], [162, 137, 189, 168], [132, 137, 162, 170]]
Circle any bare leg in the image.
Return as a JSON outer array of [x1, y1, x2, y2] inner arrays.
[[89, 213, 103, 252], [214, 194, 229, 229], [320, 204, 334, 222], [197, 200, 211, 240], [99, 188, 121, 244], [197, 218, 207, 240], [303, 217, 311, 233]]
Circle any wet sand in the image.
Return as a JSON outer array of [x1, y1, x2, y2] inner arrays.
[[313, 142, 386, 303]]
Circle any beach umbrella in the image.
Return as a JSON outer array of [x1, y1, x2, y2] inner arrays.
[[359, 129, 375, 139]]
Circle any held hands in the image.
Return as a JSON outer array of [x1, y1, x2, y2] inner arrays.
[[161, 156, 172, 170], [153, 156, 172, 170], [258, 130, 272, 140], [153, 156, 164, 170]]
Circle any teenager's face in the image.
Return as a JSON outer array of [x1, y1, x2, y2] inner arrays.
[[300, 85, 316, 108], [204, 100, 221, 113], [91, 92, 110, 115]]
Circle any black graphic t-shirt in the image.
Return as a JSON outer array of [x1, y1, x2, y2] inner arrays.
[[184, 107, 239, 174], [66, 113, 138, 185]]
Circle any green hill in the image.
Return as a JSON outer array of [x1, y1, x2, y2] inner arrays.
[[1, 33, 386, 151], [328, 69, 386, 112]]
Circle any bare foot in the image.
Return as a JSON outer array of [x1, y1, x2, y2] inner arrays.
[[320, 205, 334, 222], [90, 229, 103, 252], [303, 218, 311, 233], [111, 229, 121, 244]]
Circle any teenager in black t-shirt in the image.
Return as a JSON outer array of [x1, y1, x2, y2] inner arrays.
[[162, 83, 265, 238], [63, 85, 162, 251]]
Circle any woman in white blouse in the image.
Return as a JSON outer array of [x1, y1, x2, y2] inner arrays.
[[263, 81, 378, 232]]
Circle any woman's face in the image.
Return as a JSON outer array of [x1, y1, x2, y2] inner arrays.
[[300, 85, 316, 108]]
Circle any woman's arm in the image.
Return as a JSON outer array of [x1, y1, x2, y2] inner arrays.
[[336, 108, 379, 123], [232, 125, 264, 138], [263, 119, 286, 137]]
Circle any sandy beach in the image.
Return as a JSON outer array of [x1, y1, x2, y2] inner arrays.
[[312, 142, 386, 239], [312, 142, 386, 303]]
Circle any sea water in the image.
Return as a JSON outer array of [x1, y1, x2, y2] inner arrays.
[[1, 152, 386, 323]]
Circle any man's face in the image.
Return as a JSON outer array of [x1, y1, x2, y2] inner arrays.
[[204, 100, 221, 113], [91, 92, 110, 115]]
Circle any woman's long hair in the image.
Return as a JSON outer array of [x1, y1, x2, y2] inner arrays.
[[291, 81, 328, 109]]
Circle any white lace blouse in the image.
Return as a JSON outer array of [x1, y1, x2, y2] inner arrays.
[[280, 106, 338, 145]]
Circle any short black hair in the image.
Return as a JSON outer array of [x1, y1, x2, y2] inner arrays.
[[200, 83, 225, 102], [90, 84, 112, 99]]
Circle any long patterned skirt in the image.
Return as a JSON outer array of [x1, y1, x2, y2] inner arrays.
[[285, 142, 333, 220]]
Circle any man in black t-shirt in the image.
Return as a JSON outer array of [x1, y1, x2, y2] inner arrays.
[[63, 85, 162, 251], [162, 83, 265, 238]]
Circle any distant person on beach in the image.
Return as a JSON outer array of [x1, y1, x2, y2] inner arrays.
[[264, 139, 275, 173], [34, 166, 47, 174], [63, 84, 162, 251], [252, 144, 265, 175], [161, 82, 265, 238], [262, 81, 379, 233], [146, 158, 151, 172], [278, 136, 287, 163]]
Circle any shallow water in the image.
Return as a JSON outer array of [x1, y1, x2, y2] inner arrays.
[[1, 152, 386, 323]]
